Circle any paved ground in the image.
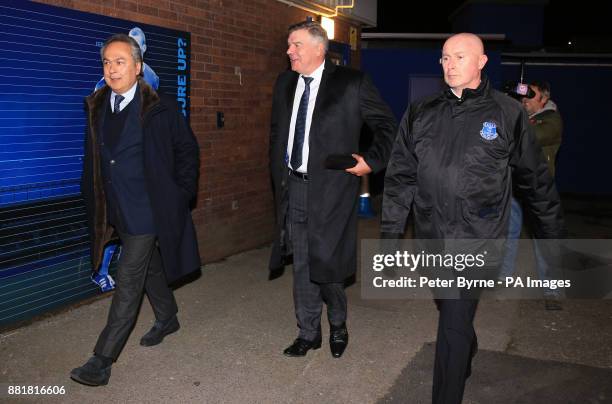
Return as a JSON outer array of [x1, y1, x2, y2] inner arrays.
[[1, 197, 611, 403], [381, 342, 612, 404]]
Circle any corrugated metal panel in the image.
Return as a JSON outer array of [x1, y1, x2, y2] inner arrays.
[[0, 196, 102, 326]]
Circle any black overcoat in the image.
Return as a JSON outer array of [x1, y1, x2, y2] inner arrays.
[[81, 79, 201, 284], [269, 60, 397, 283]]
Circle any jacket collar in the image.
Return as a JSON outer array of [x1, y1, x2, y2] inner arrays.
[[444, 75, 490, 102], [284, 58, 336, 115], [323, 57, 337, 75], [86, 78, 161, 120], [531, 99, 558, 118], [286, 57, 337, 85]]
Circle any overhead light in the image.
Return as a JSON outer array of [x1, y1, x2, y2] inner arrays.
[[321, 16, 335, 40]]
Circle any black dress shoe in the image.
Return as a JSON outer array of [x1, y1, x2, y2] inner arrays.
[[140, 316, 180, 347], [329, 324, 348, 358], [70, 356, 112, 386], [283, 337, 322, 357]]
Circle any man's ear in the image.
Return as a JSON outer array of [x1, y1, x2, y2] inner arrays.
[[478, 54, 488, 70], [318, 42, 325, 58]]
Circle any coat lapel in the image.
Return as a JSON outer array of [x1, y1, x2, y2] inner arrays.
[[281, 72, 299, 160], [309, 59, 336, 147], [111, 84, 142, 154], [285, 72, 299, 113], [96, 90, 110, 147]]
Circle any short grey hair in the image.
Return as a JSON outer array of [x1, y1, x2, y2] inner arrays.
[[288, 20, 329, 52], [100, 34, 143, 75], [530, 80, 551, 98]]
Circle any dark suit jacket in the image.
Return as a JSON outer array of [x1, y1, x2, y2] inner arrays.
[[82, 79, 201, 283], [99, 86, 155, 235], [269, 60, 397, 283]]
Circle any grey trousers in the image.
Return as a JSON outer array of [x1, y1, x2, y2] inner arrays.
[[94, 232, 178, 360], [288, 174, 347, 341]]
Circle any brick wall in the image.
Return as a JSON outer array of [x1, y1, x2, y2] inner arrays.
[[332, 18, 361, 69], [36, 0, 361, 263]]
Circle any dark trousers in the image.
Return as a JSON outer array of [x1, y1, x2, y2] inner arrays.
[[288, 174, 347, 341], [94, 232, 178, 360], [432, 299, 479, 404]]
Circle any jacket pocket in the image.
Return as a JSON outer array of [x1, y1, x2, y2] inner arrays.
[[413, 195, 434, 236], [413, 194, 433, 216], [460, 200, 503, 240], [463, 201, 501, 220]]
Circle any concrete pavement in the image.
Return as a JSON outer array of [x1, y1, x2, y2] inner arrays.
[[1, 200, 611, 403]]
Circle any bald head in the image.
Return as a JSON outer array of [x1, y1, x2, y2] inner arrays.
[[444, 33, 485, 55], [441, 33, 488, 97]]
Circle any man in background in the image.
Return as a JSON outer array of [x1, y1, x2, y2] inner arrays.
[[500, 80, 564, 309]]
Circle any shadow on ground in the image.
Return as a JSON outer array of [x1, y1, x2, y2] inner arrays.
[[379, 342, 612, 404]]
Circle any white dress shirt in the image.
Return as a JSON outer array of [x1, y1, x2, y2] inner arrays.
[[287, 60, 325, 173], [110, 82, 138, 113]]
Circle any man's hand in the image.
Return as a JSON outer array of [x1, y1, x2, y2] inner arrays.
[[345, 154, 372, 177]]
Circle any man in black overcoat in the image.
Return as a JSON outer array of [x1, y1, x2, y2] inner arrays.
[[381, 33, 564, 403], [71, 34, 200, 386], [269, 21, 397, 358]]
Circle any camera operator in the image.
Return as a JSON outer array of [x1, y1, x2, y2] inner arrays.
[[500, 81, 565, 310]]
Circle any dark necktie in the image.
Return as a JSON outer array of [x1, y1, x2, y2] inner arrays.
[[290, 76, 314, 170], [113, 94, 124, 114]]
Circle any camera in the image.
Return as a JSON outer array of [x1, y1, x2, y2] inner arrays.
[[503, 81, 535, 100]]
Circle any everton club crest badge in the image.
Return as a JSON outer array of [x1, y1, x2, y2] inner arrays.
[[480, 121, 498, 140]]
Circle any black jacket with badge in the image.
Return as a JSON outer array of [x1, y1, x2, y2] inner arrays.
[[269, 60, 397, 283], [81, 79, 201, 283], [381, 78, 564, 240]]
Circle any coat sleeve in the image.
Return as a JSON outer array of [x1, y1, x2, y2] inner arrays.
[[81, 121, 91, 198], [358, 74, 398, 173], [533, 110, 563, 147], [269, 75, 282, 192], [380, 106, 418, 235], [510, 109, 564, 238], [268, 75, 290, 271], [269, 76, 282, 154], [172, 110, 200, 201], [81, 117, 97, 261]]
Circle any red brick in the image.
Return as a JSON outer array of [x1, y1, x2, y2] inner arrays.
[[137, 4, 158, 16]]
